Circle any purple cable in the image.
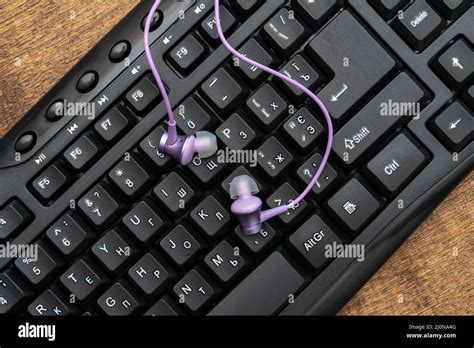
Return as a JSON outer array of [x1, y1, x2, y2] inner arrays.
[[144, 0, 177, 145], [214, 0, 334, 208]]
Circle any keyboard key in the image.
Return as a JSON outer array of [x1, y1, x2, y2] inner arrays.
[[209, 251, 304, 315], [393, 1, 445, 51], [128, 253, 172, 296], [173, 269, 215, 313], [109, 156, 150, 198], [190, 196, 231, 238], [205, 241, 246, 283], [432, 102, 473, 152], [160, 225, 201, 267], [144, 298, 181, 316], [0, 201, 30, 241], [366, 134, 427, 194], [294, 0, 342, 25], [216, 113, 257, 150], [429, 0, 471, 20], [279, 54, 321, 101], [233, 38, 275, 85], [266, 183, 307, 225], [92, 229, 137, 274], [94, 108, 130, 143], [283, 107, 323, 150], [97, 281, 143, 316], [28, 289, 77, 316], [78, 184, 120, 228], [327, 178, 380, 231], [60, 259, 106, 302], [63, 134, 102, 172], [257, 137, 293, 178], [463, 85, 474, 110], [188, 154, 226, 185], [32, 163, 69, 201], [297, 153, 339, 196], [289, 215, 342, 269], [234, 222, 277, 254], [175, 96, 213, 136], [46, 214, 94, 258], [221, 166, 262, 196], [232, 0, 262, 15], [200, 5, 236, 44], [262, 8, 306, 56], [15, 244, 63, 286], [0, 271, 31, 314], [153, 173, 195, 215], [125, 76, 161, 114], [247, 84, 288, 130], [169, 35, 208, 74], [433, 39, 474, 91], [122, 201, 164, 245], [369, 0, 410, 19], [201, 68, 247, 114], [139, 126, 172, 169], [333, 73, 425, 167], [307, 11, 397, 120]]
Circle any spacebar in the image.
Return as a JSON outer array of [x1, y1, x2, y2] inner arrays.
[[208, 251, 304, 315]]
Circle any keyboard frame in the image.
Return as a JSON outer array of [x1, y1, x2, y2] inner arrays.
[[0, 0, 472, 315]]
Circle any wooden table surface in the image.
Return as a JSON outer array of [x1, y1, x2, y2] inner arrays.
[[0, 1, 472, 315]]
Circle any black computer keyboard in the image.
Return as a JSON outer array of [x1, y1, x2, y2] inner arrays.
[[0, 0, 472, 316]]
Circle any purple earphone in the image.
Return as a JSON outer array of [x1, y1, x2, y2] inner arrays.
[[144, 0, 334, 235]]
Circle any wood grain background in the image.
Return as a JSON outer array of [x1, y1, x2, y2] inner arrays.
[[0, 0, 472, 315]]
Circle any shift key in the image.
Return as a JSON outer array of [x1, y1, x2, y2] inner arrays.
[[333, 73, 425, 167]]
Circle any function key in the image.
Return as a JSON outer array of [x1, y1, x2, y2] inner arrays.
[[294, 0, 342, 26], [289, 215, 342, 269], [327, 178, 380, 232], [173, 269, 215, 313], [160, 225, 202, 267], [432, 39, 473, 91], [365, 134, 427, 195], [216, 112, 257, 150], [0, 201, 30, 241], [109, 40, 131, 63], [233, 38, 275, 85], [32, 163, 69, 201], [63, 134, 103, 172], [92, 229, 137, 274], [76, 71, 99, 93], [204, 241, 246, 283], [200, 5, 236, 44], [297, 152, 339, 196], [125, 76, 161, 114], [283, 107, 323, 150], [45, 100, 65, 121], [369, 0, 410, 20], [262, 8, 306, 56], [429, 0, 471, 20], [94, 108, 130, 143], [393, 0, 445, 51], [246, 84, 288, 131], [257, 137, 293, 179], [78, 184, 121, 228], [97, 281, 143, 316], [109, 155, 150, 198], [431, 102, 473, 152], [15, 132, 36, 154], [60, 259, 107, 302], [153, 172, 195, 215], [169, 35, 208, 75], [201, 68, 247, 114]]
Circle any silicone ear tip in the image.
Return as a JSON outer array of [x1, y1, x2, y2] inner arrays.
[[229, 175, 259, 199], [196, 131, 218, 158]]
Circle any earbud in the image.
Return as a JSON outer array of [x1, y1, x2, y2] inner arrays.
[[159, 128, 218, 166], [230, 175, 288, 235]]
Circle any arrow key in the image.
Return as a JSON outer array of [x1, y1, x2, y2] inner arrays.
[[432, 102, 473, 152]]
